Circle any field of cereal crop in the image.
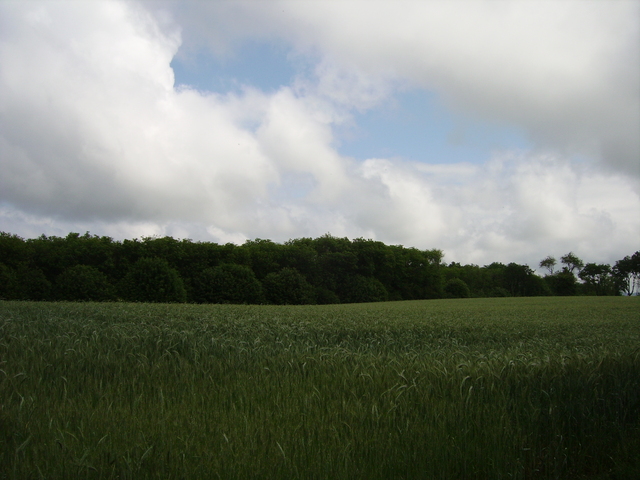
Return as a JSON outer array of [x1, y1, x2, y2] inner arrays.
[[1, 297, 639, 479]]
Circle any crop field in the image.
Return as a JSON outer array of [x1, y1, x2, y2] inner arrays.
[[1, 297, 639, 479]]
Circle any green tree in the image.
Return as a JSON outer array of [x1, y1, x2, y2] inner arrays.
[[316, 251, 358, 298], [545, 270, 577, 296], [391, 247, 443, 300], [0, 232, 28, 269], [502, 263, 548, 297], [240, 239, 283, 280], [560, 252, 584, 276], [444, 263, 496, 297], [444, 278, 471, 298], [613, 252, 640, 296], [192, 264, 263, 304], [119, 257, 186, 303], [14, 264, 51, 300], [539, 256, 557, 275], [314, 287, 341, 304], [281, 241, 318, 283], [262, 268, 315, 305], [55, 265, 115, 301], [0, 263, 17, 300], [341, 275, 389, 303], [578, 263, 616, 296]]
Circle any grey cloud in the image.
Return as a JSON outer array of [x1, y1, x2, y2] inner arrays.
[[168, 0, 639, 177], [0, 1, 637, 270]]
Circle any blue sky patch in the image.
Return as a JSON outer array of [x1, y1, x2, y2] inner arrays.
[[171, 40, 297, 94], [335, 89, 532, 165], [172, 42, 531, 166]]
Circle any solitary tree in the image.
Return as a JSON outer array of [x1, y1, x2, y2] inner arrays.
[[539, 256, 557, 275], [613, 251, 640, 296], [579, 263, 615, 296], [560, 252, 584, 275]]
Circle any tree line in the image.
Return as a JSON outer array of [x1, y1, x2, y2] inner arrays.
[[0, 231, 638, 304]]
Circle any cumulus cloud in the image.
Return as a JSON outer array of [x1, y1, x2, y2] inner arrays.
[[0, 2, 277, 228], [347, 153, 639, 266], [0, 0, 638, 269], [172, 0, 639, 176]]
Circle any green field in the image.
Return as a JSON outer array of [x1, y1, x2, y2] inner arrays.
[[1, 297, 639, 479]]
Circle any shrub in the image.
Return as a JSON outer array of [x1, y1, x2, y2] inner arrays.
[[488, 287, 510, 297], [315, 287, 341, 305], [444, 278, 471, 298], [14, 265, 51, 300], [192, 264, 263, 304], [262, 268, 316, 305], [342, 275, 389, 303], [545, 271, 577, 296], [0, 263, 17, 300], [119, 257, 186, 303], [55, 265, 115, 301]]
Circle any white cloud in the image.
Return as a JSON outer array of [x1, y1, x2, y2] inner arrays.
[[0, 0, 637, 271], [0, 1, 279, 230], [257, 88, 351, 203], [171, 0, 639, 176]]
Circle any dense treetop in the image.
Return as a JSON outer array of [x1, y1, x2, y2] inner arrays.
[[0, 232, 637, 303]]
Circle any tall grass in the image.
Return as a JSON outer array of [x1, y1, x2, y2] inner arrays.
[[1, 297, 639, 479]]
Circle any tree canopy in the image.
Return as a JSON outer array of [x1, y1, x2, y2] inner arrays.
[[0, 231, 636, 303]]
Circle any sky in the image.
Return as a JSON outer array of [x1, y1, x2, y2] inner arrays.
[[0, 0, 638, 270]]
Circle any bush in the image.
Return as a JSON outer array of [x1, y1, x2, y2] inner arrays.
[[55, 265, 115, 301], [192, 264, 263, 304], [488, 287, 510, 297], [444, 278, 471, 298], [545, 271, 577, 296], [119, 257, 186, 303], [262, 268, 316, 305], [342, 275, 389, 303], [0, 263, 17, 300], [315, 287, 341, 305], [14, 265, 51, 300]]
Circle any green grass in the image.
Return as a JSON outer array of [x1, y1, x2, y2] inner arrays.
[[1, 297, 639, 479]]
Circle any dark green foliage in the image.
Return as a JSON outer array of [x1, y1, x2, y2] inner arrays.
[[262, 267, 316, 304], [119, 257, 186, 303], [341, 275, 389, 303], [444, 261, 552, 298], [503, 263, 547, 296], [26, 232, 118, 281], [54, 265, 115, 301], [315, 286, 341, 304], [560, 251, 584, 275], [539, 255, 557, 274], [445, 263, 487, 297], [389, 246, 443, 300], [444, 278, 471, 298], [241, 238, 283, 279], [14, 264, 51, 300], [613, 251, 640, 296], [280, 241, 318, 280], [317, 251, 359, 293], [488, 286, 510, 297], [0, 232, 28, 268], [545, 270, 578, 296], [579, 263, 618, 296], [0, 263, 17, 300], [1, 230, 635, 303], [192, 264, 263, 304]]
